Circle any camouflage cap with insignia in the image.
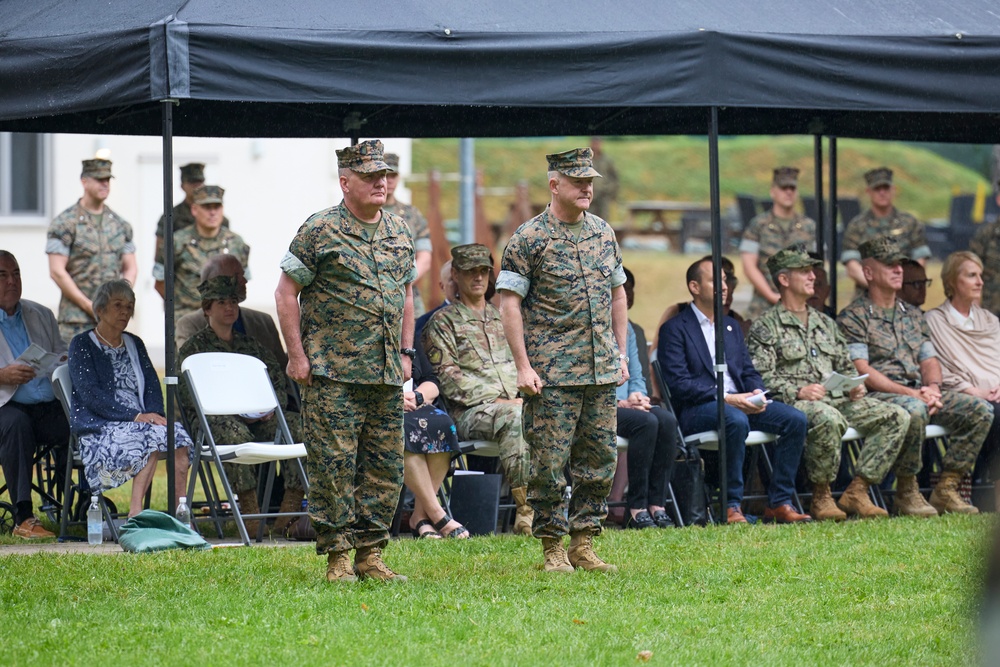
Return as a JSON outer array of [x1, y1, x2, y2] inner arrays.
[[336, 140, 395, 174], [864, 167, 893, 187], [451, 243, 493, 271], [772, 166, 800, 187], [192, 185, 224, 205], [384, 153, 400, 170], [860, 235, 907, 265], [81, 159, 113, 179], [180, 162, 206, 183], [546, 147, 602, 178], [767, 244, 823, 278], [198, 275, 244, 303]]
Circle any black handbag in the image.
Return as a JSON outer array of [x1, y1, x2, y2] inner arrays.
[[671, 441, 708, 527]]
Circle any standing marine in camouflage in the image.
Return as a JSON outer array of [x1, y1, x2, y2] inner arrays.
[[422, 243, 533, 534], [748, 246, 910, 520], [153, 162, 230, 278], [589, 137, 619, 223], [969, 177, 1000, 318], [384, 153, 433, 319], [47, 159, 137, 343], [497, 147, 628, 573], [841, 167, 931, 295], [740, 167, 817, 320], [154, 185, 251, 317], [275, 140, 415, 583], [838, 236, 992, 515]]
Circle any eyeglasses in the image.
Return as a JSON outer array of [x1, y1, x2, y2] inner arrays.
[[902, 279, 932, 289]]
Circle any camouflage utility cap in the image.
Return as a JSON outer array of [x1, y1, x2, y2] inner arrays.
[[81, 159, 113, 179], [767, 245, 823, 277], [865, 167, 893, 187], [180, 163, 206, 183], [546, 148, 602, 178], [772, 166, 800, 187], [452, 243, 493, 271], [337, 140, 394, 174], [193, 185, 224, 205], [198, 275, 243, 302], [384, 153, 400, 170], [860, 235, 907, 265]]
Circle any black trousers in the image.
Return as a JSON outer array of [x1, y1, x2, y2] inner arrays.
[[617, 406, 678, 510], [0, 400, 69, 520]]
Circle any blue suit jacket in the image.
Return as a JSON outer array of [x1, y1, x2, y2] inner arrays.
[[657, 304, 764, 417]]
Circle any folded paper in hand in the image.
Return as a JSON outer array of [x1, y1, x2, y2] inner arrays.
[[823, 372, 868, 393], [747, 391, 772, 407], [15, 343, 66, 374]]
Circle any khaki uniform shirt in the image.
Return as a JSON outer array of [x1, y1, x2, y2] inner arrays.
[[280, 202, 415, 386], [837, 294, 936, 387], [154, 227, 251, 316], [496, 206, 626, 386]]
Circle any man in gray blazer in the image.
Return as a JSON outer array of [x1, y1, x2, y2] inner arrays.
[[0, 251, 69, 539]]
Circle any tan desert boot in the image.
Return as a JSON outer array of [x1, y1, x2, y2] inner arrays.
[[326, 551, 357, 583], [929, 471, 979, 514], [511, 487, 534, 536], [894, 475, 938, 517], [273, 488, 305, 534], [541, 537, 575, 573], [354, 546, 408, 582], [568, 532, 617, 573], [837, 477, 888, 518], [810, 483, 847, 521], [237, 489, 262, 535]]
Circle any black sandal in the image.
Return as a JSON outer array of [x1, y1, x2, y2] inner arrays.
[[411, 519, 442, 539], [432, 514, 469, 539]]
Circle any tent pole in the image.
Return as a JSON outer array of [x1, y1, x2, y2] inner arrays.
[[708, 106, 727, 516], [459, 138, 475, 244], [162, 99, 177, 516], [829, 137, 839, 313], [814, 135, 825, 260]]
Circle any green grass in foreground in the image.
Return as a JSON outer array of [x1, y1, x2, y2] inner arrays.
[[1, 515, 994, 666]]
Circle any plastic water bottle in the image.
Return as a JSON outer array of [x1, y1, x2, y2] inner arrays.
[[87, 494, 103, 546], [176, 496, 191, 528]]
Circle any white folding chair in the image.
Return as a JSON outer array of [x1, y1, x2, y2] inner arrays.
[[181, 352, 309, 545]]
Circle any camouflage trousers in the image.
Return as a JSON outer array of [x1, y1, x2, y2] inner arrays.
[[59, 321, 94, 346], [522, 384, 617, 539], [793, 397, 909, 484], [455, 401, 530, 489], [872, 390, 993, 475], [206, 412, 306, 494], [301, 378, 403, 555]]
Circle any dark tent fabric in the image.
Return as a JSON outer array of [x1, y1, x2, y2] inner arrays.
[[3, 0, 1000, 140]]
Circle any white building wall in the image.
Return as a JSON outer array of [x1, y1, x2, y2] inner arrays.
[[2, 134, 413, 365]]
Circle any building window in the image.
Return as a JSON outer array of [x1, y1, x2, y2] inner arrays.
[[0, 133, 48, 219]]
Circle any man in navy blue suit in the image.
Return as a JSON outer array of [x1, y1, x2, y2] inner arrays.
[[658, 256, 810, 524]]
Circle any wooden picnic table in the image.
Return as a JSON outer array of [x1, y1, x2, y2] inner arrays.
[[621, 200, 713, 251]]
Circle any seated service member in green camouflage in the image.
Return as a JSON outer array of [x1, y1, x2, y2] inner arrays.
[[47, 159, 137, 343], [178, 275, 306, 536], [154, 185, 251, 317], [275, 140, 415, 583], [383, 153, 433, 319], [740, 167, 816, 320], [837, 236, 992, 515], [747, 246, 910, 520], [422, 243, 533, 535], [969, 177, 1000, 318], [497, 147, 628, 573], [153, 163, 230, 278], [841, 167, 931, 294]]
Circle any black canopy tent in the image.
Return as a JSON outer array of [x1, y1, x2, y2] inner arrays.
[[4, 0, 1000, 514]]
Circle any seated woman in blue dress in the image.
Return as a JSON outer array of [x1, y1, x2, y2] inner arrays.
[[68, 279, 193, 517]]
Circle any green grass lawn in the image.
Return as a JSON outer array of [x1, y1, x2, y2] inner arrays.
[[1, 515, 994, 666]]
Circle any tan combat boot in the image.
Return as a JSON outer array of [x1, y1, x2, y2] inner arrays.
[[326, 551, 357, 583], [354, 546, 408, 583], [510, 487, 534, 536], [568, 532, 617, 573], [541, 537, 574, 573], [929, 471, 980, 515], [894, 475, 938, 517], [237, 489, 262, 535], [810, 483, 847, 521], [273, 488, 305, 535], [837, 477, 889, 518]]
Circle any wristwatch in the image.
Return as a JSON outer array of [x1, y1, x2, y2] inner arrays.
[[414, 390, 424, 407], [401, 347, 417, 359]]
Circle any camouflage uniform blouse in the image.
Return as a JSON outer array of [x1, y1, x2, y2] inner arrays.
[[496, 207, 626, 386], [837, 295, 936, 387], [969, 221, 1000, 315], [153, 227, 251, 316], [422, 302, 519, 418], [748, 305, 855, 404], [840, 208, 930, 265], [382, 201, 432, 254], [46, 201, 135, 326], [280, 203, 415, 386], [739, 211, 816, 318]]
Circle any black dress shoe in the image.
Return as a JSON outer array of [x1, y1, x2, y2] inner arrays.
[[650, 509, 675, 528], [623, 510, 656, 529]]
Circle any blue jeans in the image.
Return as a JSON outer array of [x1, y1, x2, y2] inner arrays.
[[680, 400, 806, 508]]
